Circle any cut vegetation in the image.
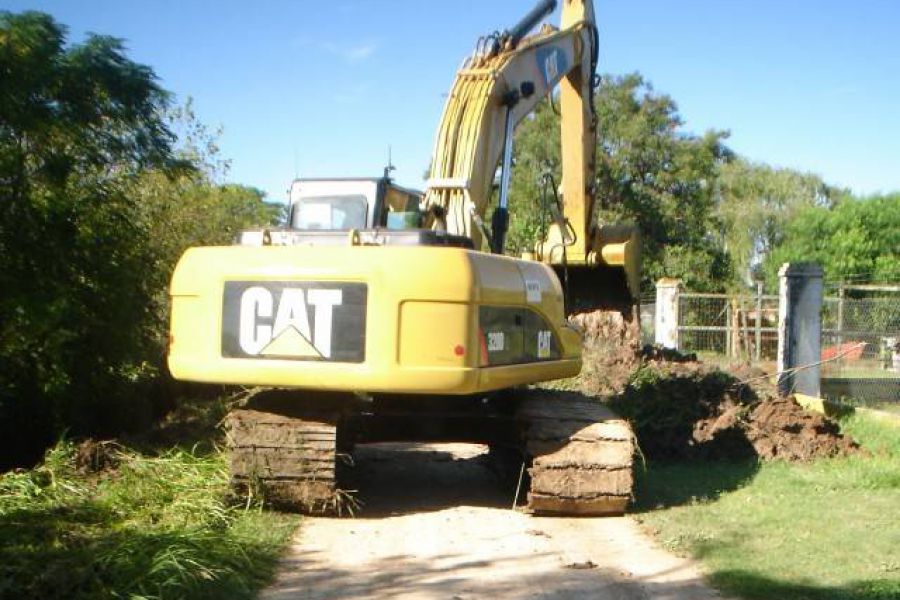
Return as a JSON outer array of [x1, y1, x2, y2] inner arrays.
[[0, 400, 299, 600]]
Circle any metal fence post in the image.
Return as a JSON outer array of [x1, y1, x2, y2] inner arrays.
[[725, 301, 733, 358], [755, 281, 763, 361], [836, 284, 845, 371], [777, 263, 824, 397], [655, 278, 681, 350]]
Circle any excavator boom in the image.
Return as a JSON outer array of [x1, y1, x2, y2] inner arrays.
[[424, 0, 640, 306]]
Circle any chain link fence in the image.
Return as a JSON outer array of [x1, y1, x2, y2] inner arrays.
[[639, 295, 657, 347], [642, 282, 900, 410], [675, 291, 780, 362], [820, 285, 900, 409]]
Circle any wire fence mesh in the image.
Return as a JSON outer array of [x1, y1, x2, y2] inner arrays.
[[820, 285, 900, 408], [641, 283, 900, 410], [676, 291, 779, 362], [639, 295, 656, 347]]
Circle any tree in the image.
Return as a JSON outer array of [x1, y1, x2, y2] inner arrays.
[[764, 193, 900, 286], [506, 73, 733, 292], [133, 101, 280, 351], [505, 95, 561, 254], [136, 174, 279, 355], [0, 11, 182, 465], [716, 158, 838, 286], [0, 12, 278, 467]]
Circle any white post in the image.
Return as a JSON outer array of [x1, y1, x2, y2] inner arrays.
[[777, 263, 824, 397], [655, 278, 681, 350]]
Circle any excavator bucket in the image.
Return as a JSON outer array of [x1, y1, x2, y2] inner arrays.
[[537, 222, 641, 317], [565, 223, 641, 312]]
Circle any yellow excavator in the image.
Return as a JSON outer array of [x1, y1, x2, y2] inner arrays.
[[168, 0, 639, 515]]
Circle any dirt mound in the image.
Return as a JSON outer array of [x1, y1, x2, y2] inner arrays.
[[693, 396, 860, 461], [74, 439, 121, 474], [564, 305, 859, 463], [745, 397, 859, 460], [597, 353, 860, 462], [571, 309, 641, 396]]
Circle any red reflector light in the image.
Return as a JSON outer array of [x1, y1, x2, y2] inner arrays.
[[454, 344, 465, 356], [478, 328, 489, 366]]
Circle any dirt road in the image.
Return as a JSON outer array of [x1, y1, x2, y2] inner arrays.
[[261, 443, 724, 600]]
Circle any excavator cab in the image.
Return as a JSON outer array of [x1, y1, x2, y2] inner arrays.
[[287, 177, 423, 231]]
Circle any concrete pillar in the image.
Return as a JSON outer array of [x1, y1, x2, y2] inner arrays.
[[777, 263, 824, 397], [655, 278, 681, 350]]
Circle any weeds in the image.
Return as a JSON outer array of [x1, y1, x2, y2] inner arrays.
[[0, 439, 298, 600]]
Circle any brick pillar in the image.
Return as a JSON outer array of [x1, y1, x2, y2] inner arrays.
[[777, 263, 823, 397]]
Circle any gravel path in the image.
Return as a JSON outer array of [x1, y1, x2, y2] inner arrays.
[[261, 443, 725, 600]]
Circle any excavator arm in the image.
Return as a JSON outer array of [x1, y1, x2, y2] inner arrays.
[[424, 0, 640, 307]]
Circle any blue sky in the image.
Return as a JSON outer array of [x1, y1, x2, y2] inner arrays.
[[7, 0, 900, 203]]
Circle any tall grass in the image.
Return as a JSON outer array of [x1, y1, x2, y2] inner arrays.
[[0, 441, 298, 600]]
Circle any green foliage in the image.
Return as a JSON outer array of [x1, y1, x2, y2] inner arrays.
[[764, 193, 900, 286], [506, 72, 898, 294], [716, 158, 839, 286], [133, 103, 280, 352], [507, 73, 733, 291], [594, 73, 732, 292], [635, 413, 900, 600], [0, 12, 279, 466], [0, 11, 179, 463], [0, 439, 298, 600], [610, 364, 745, 460], [0, 12, 181, 179], [505, 96, 560, 254]]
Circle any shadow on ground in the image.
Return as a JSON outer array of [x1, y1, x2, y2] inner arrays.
[[264, 442, 723, 600], [343, 443, 515, 518], [632, 459, 760, 511], [707, 569, 900, 600], [267, 553, 899, 600], [264, 549, 715, 600]]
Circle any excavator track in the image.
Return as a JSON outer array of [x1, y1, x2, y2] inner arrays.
[[225, 386, 635, 517], [517, 390, 635, 516], [226, 390, 348, 514]]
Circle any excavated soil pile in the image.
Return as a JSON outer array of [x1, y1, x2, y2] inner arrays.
[[571, 309, 642, 397], [737, 396, 858, 461], [606, 358, 860, 461], [572, 312, 860, 462], [74, 439, 121, 474]]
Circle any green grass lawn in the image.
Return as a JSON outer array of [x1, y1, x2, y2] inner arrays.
[[634, 413, 900, 600], [0, 415, 299, 599], [875, 403, 900, 415]]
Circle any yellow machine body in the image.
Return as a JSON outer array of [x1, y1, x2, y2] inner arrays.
[[169, 243, 581, 395], [169, 0, 636, 397]]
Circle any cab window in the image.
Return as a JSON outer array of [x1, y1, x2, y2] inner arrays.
[[291, 195, 368, 230]]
